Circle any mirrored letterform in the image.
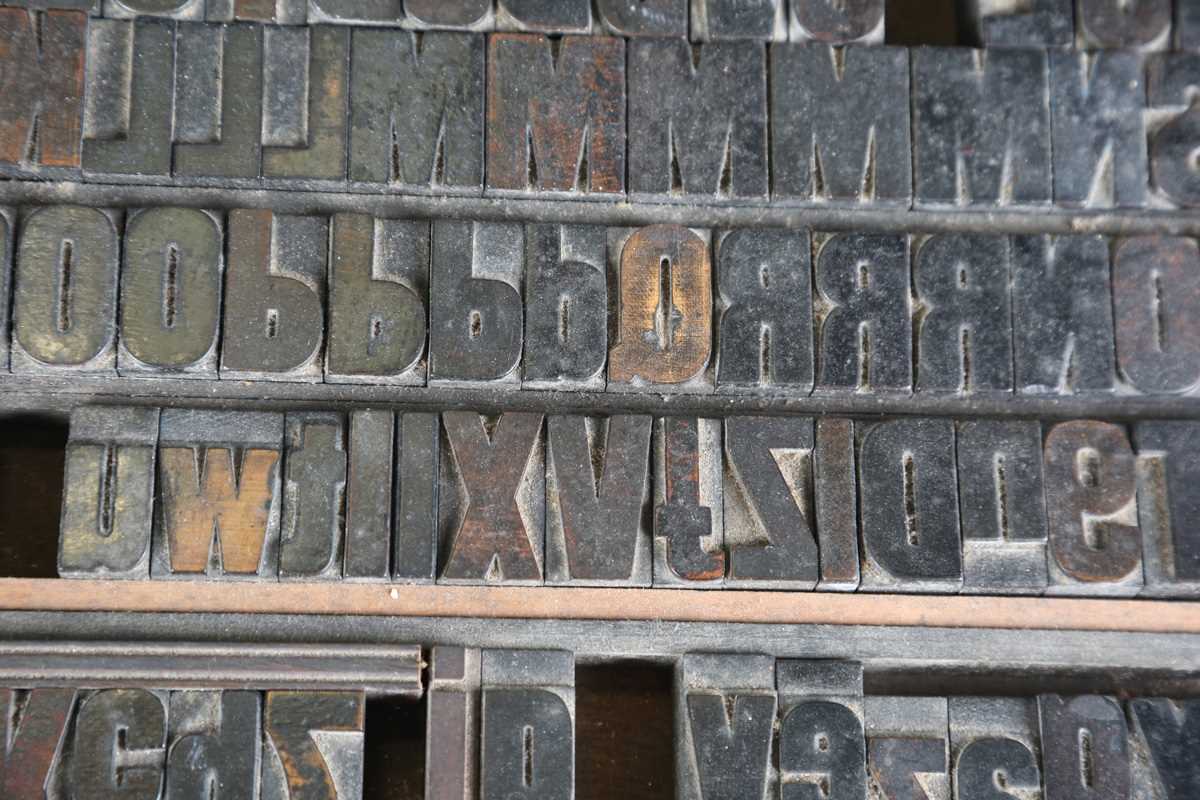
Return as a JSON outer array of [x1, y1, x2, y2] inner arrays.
[[865, 696, 950, 800], [790, 0, 883, 42], [393, 412, 440, 582], [1134, 421, 1200, 597], [962, 0, 1073, 47], [165, 691, 260, 800], [281, 412, 347, 581], [776, 660, 866, 800], [1076, 0, 1171, 50], [1128, 698, 1200, 798], [1038, 695, 1130, 800], [0, 688, 75, 799], [1147, 53, 1200, 208], [949, 698, 1041, 800], [690, 0, 785, 40], [654, 417, 724, 587], [261, 692, 365, 800], [595, 0, 686, 36], [69, 689, 166, 800]]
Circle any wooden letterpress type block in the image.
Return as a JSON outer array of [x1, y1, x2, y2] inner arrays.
[[153, 409, 284, 580], [595, 0, 685, 36], [216, 0, 306, 23], [429, 221, 523, 387], [913, 234, 1013, 394], [486, 34, 623, 196], [676, 653, 775, 800], [912, 48, 1051, 207], [3, 0, 98, 11], [221, 210, 327, 382], [393, 413, 439, 583], [496, 0, 591, 33], [814, 233, 911, 394], [118, 208, 223, 378], [1050, 50, 1147, 208], [1012, 235, 1116, 395], [859, 418, 963, 593], [343, 410, 392, 581], [1114, 237, 1200, 394], [1038, 695, 1130, 800], [1043, 420, 1143, 596], [723, 416, 819, 589], [0, 207, 12, 373], [714, 229, 813, 394], [480, 650, 574, 800], [103, 0, 206, 19], [262, 692, 364, 800], [608, 225, 713, 393], [771, 44, 910, 206], [789, 0, 883, 43], [438, 411, 545, 584], [11, 206, 120, 376], [1077, 0, 1172, 49], [59, 406, 160, 579], [308, 0, 403, 25], [82, 19, 175, 179], [948, 698, 1041, 800], [348, 30, 483, 192], [816, 418, 860, 591], [1147, 53, 1200, 208], [545, 415, 652, 586], [281, 412, 347, 581], [955, 420, 1048, 594], [690, 0, 785, 40], [0, 8, 85, 177], [165, 691, 261, 800], [1180, 0, 1200, 50], [262, 26, 349, 183], [654, 417, 724, 588], [865, 697, 949, 800], [1128, 698, 1200, 797], [326, 215, 428, 385], [961, 0, 1073, 46], [426, 647, 481, 800], [628, 39, 768, 201], [523, 224, 607, 390], [1134, 421, 1200, 597], [402, 0, 493, 31], [775, 660, 866, 800], [173, 22, 262, 180], [0, 688, 76, 799], [68, 689, 167, 800]]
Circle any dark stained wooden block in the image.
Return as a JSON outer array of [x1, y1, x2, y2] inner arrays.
[[262, 691, 365, 800], [307, 0, 402, 25], [816, 418, 860, 591], [281, 412, 347, 581], [393, 412, 440, 583], [402, 0, 493, 30], [426, 646, 482, 800], [1076, 0, 1171, 50], [104, 0, 206, 19], [0, 688, 76, 800], [343, 410, 393, 582], [1134, 421, 1200, 597], [595, 0, 685, 36], [1128, 698, 1200, 798], [961, 0, 1073, 47], [949, 698, 1041, 800], [496, 0, 591, 33], [653, 417, 724, 588], [0, 207, 12, 372], [690, 0, 785, 40], [1038, 695, 1130, 800], [865, 696, 949, 800], [1147, 53, 1200, 208], [165, 691, 261, 800], [789, 0, 883, 43], [69, 689, 167, 800], [776, 660, 866, 800]]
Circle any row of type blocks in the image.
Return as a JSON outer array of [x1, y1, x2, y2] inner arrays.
[[2, 651, 1197, 798], [4, 14, 1200, 209], [2, 211, 1200, 396], [57, 405, 1200, 596]]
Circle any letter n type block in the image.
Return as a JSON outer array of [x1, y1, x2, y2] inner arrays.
[[0, 8, 85, 177], [480, 650, 574, 800], [68, 689, 167, 800], [118, 208, 224, 378], [1128, 698, 1200, 798], [82, 19, 175, 180], [1038, 695, 1130, 800], [153, 409, 284, 580], [715, 229, 813, 395], [789, 0, 884, 43], [349, 30, 483, 193], [1012, 235, 1116, 395], [776, 660, 866, 800], [955, 420, 1049, 594], [859, 419, 963, 593], [59, 406, 160, 579], [961, 0, 1073, 47], [546, 415, 653, 586], [429, 221, 523, 388], [280, 412, 347, 581], [865, 697, 949, 800], [912, 48, 1051, 207], [221, 210, 327, 382], [326, 215, 428, 385], [608, 225, 714, 393], [0, 688, 76, 800], [1134, 421, 1200, 597], [628, 39, 768, 201], [676, 653, 775, 800], [11, 206, 120, 376], [427, 647, 481, 800], [771, 44, 910, 205], [486, 34, 624, 197], [724, 416, 819, 589], [165, 691, 261, 799], [949, 698, 1041, 800], [1113, 237, 1200, 395], [1043, 421, 1143, 596], [523, 224, 608, 390], [262, 692, 364, 800], [1076, 0, 1172, 50], [653, 417, 724, 588], [815, 233, 911, 394], [1147, 53, 1200, 208], [439, 412, 545, 584]]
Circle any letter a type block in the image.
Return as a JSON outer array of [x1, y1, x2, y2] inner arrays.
[[776, 660, 867, 800], [261, 692, 365, 800]]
